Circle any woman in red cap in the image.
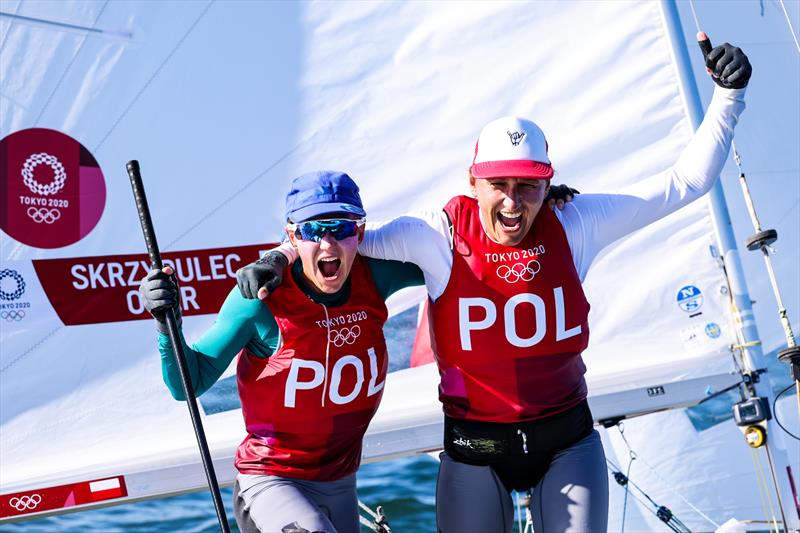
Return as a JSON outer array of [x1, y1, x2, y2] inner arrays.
[[140, 170, 423, 533], [239, 39, 751, 533]]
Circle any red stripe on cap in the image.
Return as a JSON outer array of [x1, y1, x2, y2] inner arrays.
[[470, 159, 553, 179]]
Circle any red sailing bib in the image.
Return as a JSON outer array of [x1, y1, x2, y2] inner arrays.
[[430, 195, 590, 423], [234, 256, 389, 480]]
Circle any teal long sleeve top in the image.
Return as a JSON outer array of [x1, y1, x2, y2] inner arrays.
[[159, 257, 424, 400]]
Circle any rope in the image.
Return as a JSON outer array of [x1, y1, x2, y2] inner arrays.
[[620, 451, 635, 533], [751, 447, 780, 533], [613, 422, 722, 529], [606, 458, 689, 533], [358, 500, 392, 533], [778, 0, 800, 53], [773, 383, 800, 440], [616, 434, 722, 528], [616, 423, 635, 532]]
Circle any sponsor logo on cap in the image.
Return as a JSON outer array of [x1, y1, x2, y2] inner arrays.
[[507, 130, 526, 146]]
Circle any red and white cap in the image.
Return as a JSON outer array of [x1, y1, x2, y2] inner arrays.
[[470, 116, 553, 179]]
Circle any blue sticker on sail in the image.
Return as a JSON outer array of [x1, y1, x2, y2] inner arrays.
[[705, 322, 721, 339], [677, 285, 703, 313]]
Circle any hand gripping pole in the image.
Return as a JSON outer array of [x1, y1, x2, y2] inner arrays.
[[126, 160, 231, 533]]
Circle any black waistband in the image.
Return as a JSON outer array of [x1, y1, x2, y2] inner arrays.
[[443, 400, 594, 465]]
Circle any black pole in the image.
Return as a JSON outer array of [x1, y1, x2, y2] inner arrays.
[[126, 160, 231, 533]]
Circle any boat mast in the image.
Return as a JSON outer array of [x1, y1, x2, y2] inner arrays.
[[659, 1, 799, 530]]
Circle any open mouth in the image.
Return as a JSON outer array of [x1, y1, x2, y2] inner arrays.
[[497, 210, 522, 231], [317, 257, 342, 279]]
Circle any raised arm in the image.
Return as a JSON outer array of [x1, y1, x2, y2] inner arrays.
[[560, 37, 751, 279], [561, 84, 746, 279]]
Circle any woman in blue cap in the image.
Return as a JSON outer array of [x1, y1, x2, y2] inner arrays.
[[140, 170, 423, 533]]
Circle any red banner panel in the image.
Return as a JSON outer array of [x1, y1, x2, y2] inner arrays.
[[32, 244, 274, 325], [0, 476, 128, 519]]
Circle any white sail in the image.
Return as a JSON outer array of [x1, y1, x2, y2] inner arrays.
[[1, 0, 797, 529]]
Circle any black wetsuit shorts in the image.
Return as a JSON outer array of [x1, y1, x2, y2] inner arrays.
[[443, 399, 594, 492]]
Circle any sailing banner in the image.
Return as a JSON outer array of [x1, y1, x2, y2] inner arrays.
[[30, 244, 270, 325]]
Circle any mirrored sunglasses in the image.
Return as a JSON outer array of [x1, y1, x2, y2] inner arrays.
[[288, 218, 365, 242]]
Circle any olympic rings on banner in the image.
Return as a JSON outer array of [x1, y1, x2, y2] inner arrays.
[[496, 260, 541, 283], [22, 152, 67, 196], [1, 310, 25, 321], [27, 207, 61, 224], [9, 493, 42, 511], [329, 325, 361, 347], [0, 269, 26, 301]]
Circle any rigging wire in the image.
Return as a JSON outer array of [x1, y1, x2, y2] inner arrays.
[[614, 422, 722, 529], [620, 450, 635, 533], [93, 0, 216, 152], [2, 1, 216, 373], [777, 0, 800, 53], [689, 0, 799, 54], [687, 0, 702, 36], [685, 7, 799, 527], [606, 458, 690, 533], [33, 1, 111, 126], [0, 0, 22, 52], [772, 383, 800, 440]]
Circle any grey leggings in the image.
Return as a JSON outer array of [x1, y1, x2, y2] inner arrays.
[[233, 473, 359, 533], [437, 430, 609, 533]]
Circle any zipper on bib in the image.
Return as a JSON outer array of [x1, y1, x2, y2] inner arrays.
[[517, 429, 529, 454]]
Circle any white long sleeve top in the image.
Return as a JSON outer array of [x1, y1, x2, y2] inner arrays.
[[357, 86, 745, 300]]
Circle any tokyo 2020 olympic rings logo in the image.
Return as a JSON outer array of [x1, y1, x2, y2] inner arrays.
[[330, 326, 361, 347], [0, 269, 26, 301], [22, 152, 66, 196], [26, 207, 61, 224], [1, 310, 26, 321], [22, 152, 67, 196], [8, 493, 42, 511], [496, 260, 541, 283], [2, 128, 108, 249]]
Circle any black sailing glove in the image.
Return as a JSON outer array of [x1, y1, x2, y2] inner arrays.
[[546, 184, 580, 210], [236, 251, 288, 300], [140, 267, 182, 335], [698, 33, 752, 89]]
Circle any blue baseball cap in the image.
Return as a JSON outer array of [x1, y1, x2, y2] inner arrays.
[[285, 170, 366, 223]]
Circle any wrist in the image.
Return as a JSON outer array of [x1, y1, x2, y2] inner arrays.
[[155, 307, 182, 335], [277, 241, 298, 263]]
